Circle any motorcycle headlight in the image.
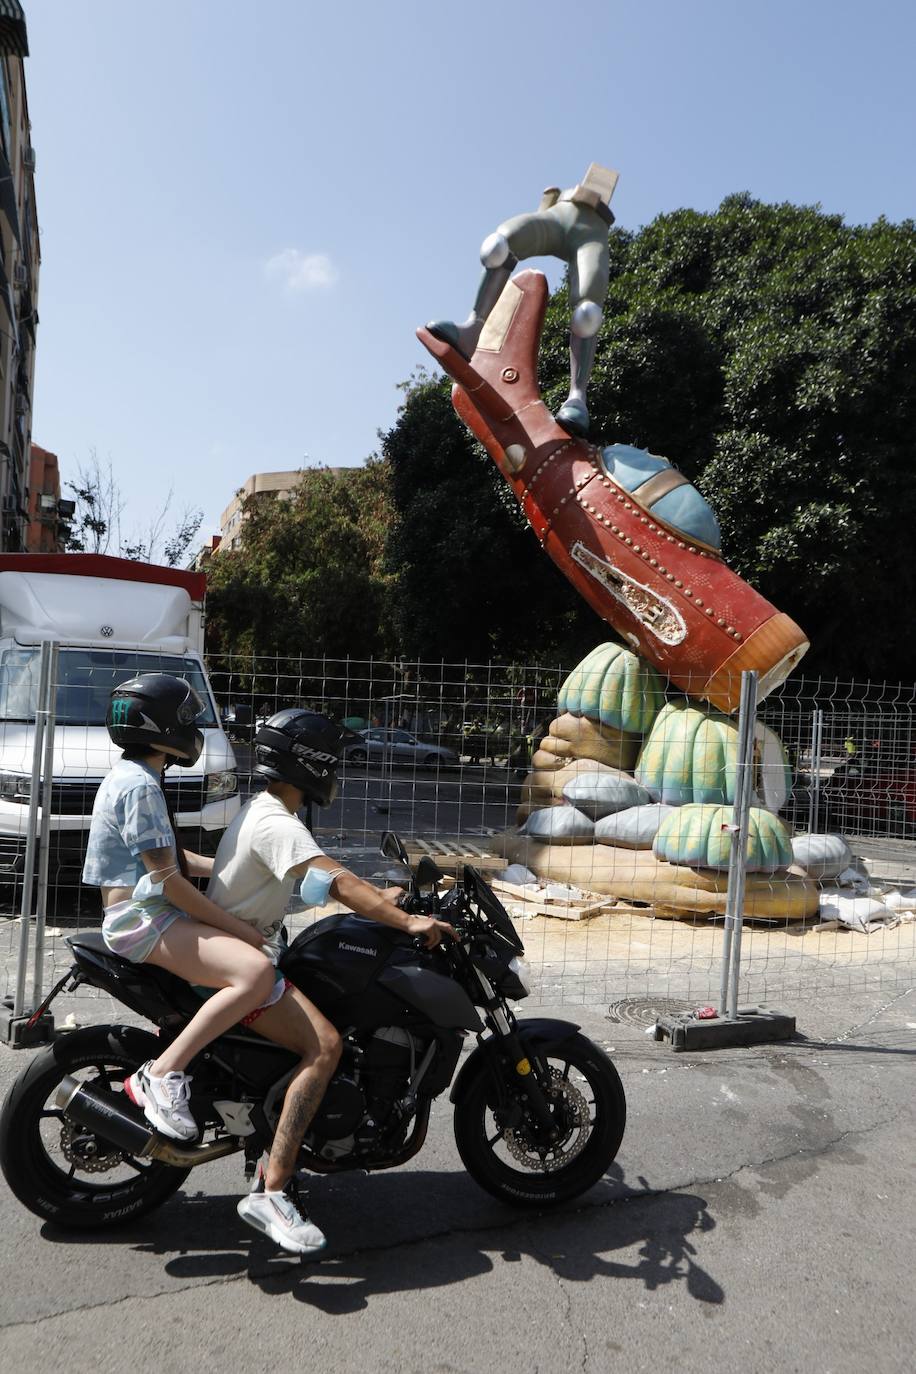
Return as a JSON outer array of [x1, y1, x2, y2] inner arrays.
[[507, 955, 532, 997], [206, 770, 238, 802], [0, 771, 31, 802]]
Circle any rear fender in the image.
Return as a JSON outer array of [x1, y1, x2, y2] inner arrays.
[[449, 1017, 580, 1105]]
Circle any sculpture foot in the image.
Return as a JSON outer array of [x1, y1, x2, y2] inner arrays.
[[426, 320, 475, 360], [555, 398, 590, 437]]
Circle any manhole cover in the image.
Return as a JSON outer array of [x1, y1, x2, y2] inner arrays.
[[607, 997, 703, 1026]]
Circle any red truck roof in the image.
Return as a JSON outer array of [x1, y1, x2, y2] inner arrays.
[[0, 553, 207, 601]]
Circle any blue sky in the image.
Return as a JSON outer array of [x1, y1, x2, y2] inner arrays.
[[24, 0, 916, 546]]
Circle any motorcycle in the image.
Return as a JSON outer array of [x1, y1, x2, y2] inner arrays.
[[0, 833, 626, 1231]]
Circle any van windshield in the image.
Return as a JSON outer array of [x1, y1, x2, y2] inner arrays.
[[0, 649, 219, 726]]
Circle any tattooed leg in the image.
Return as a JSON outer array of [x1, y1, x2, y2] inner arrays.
[[249, 985, 342, 1191]]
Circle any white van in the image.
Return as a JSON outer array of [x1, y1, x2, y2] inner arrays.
[[0, 553, 240, 886]]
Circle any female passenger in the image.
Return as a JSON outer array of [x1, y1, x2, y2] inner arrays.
[[82, 674, 277, 1142]]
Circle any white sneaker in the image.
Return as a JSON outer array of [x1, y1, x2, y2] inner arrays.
[[237, 1178, 327, 1256], [124, 1061, 198, 1142]]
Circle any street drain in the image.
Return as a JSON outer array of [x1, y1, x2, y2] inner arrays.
[[607, 997, 703, 1026]]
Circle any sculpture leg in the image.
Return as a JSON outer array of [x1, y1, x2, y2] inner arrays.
[[426, 212, 563, 360], [556, 236, 610, 437], [426, 234, 517, 358]]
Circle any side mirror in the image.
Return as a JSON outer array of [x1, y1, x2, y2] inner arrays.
[[380, 830, 411, 866], [416, 855, 444, 889]]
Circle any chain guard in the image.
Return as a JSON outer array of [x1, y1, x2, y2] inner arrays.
[[503, 1067, 591, 1173], [59, 1118, 126, 1174]]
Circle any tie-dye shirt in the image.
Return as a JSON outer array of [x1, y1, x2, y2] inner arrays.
[[82, 759, 175, 888]]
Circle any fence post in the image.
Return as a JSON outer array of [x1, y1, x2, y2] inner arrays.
[[2, 640, 57, 1046], [807, 708, 824, 834], [717, 670, 758, 1019], [656, 668, 797, 1051], [32, 641, 59, 1007], [724, 670, 758, 1021]]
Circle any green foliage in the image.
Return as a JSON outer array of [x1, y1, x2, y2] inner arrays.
[[381, 373, 604, 662], [206, 461, 395, 657]]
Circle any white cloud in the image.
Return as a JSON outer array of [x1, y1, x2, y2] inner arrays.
[[263, 249, 339, 292]]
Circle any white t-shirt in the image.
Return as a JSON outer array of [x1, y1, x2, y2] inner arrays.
[[207, 790, 324, 944]]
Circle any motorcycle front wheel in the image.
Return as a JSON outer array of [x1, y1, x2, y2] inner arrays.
[[454, 1032, 626, 1207], [0, 1024, 190, 1230]]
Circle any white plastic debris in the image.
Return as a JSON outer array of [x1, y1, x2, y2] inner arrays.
[[542, 882, 587, 902], [818, 892, 897, 933], [497, 863, 538, 885], [883, 888, 916, 912], [835, 866, 872, 894]]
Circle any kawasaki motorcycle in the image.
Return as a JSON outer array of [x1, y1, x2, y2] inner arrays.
[[0, 834, 626, 1231]]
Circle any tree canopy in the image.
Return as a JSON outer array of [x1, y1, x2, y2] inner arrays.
[[205, 460, 394, 658]]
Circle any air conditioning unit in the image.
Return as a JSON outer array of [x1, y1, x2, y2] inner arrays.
[[22, 146, 36, 172], [12, 263, 27, 289]]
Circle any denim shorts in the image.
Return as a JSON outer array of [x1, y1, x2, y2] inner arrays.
[[101, 897, 186, 963]]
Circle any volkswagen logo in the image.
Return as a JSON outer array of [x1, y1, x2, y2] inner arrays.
[[100, 625, 114, 638]]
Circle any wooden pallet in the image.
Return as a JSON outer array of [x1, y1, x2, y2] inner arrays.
[[489, 878, 616, 922], [405, 839, 506, 874]]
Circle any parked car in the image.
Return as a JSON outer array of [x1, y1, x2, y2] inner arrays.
[[342, 728, 458, 768]]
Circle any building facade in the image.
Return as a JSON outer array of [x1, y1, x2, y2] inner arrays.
[[218, 468, 357, 552], [0, 5, 38, 553], [26, 442, 71, 550], [218, 470, 305, 551]]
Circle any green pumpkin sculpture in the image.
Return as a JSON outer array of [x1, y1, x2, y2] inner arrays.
[[654, 803, 793, 873], [557, 642, 664, 736]]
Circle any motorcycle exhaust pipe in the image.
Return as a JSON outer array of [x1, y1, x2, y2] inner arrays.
[[55, 1076, 241, 1168]]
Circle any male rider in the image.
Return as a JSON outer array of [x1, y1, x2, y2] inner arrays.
[[427, 161, 619, 436], [206, 709, 453, 1254]]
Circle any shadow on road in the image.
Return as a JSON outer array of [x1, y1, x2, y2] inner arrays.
[[40, 1167, 724, 1312]]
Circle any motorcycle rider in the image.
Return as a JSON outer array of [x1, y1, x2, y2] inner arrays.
[[205, 710, 454, 1254]]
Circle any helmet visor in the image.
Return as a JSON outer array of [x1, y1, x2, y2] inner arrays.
[[176, 683, 207, 724]]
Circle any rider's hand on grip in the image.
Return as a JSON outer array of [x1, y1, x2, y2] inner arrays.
[[406, 915, 455, 949]]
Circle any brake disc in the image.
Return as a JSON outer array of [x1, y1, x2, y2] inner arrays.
[[59, 1118, 125, 1174], [503, 1067, 591, 1172]]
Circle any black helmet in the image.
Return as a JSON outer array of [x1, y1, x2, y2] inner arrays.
[[107, 674, 206, 767], [254, 709, 342, 806]]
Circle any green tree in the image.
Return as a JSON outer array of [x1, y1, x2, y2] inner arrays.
[[206, 460, 394, 658], [381, 371, 604, 664], [388, 197, 916, 679]]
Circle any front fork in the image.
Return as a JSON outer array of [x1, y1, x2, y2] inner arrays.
[[475, 971, 558, 1140]]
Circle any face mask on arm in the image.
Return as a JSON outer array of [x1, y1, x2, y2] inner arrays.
[[299, 866, 346, 909], [133, 864, 179, 904]]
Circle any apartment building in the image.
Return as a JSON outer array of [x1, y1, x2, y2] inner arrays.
[[0, 4, 39, 552], [219, 470, 304, 551], [26, 442, 72, 551]]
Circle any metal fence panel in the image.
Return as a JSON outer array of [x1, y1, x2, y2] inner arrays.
[[2, 653, 915, 1030]]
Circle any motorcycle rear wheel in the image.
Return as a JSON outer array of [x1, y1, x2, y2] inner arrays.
[[0, 1024, 190, 1230], [454, 1032, 626, 1207]]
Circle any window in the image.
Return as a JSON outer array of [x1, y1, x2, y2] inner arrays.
[[0, 649, 219, 726]]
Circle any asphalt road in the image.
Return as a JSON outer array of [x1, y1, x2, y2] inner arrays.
[[1, 990, 915, 1373]]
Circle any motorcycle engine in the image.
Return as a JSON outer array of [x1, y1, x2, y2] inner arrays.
[[306, 1026, 425, 1163]]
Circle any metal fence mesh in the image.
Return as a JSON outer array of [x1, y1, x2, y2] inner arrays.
[[2, 652, 916, 1026]]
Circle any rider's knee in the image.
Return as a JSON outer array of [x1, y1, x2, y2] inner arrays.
[[317, 1026, 342, 1069], [242, 953, 276, 1002], [570, 299, 603, 338]]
